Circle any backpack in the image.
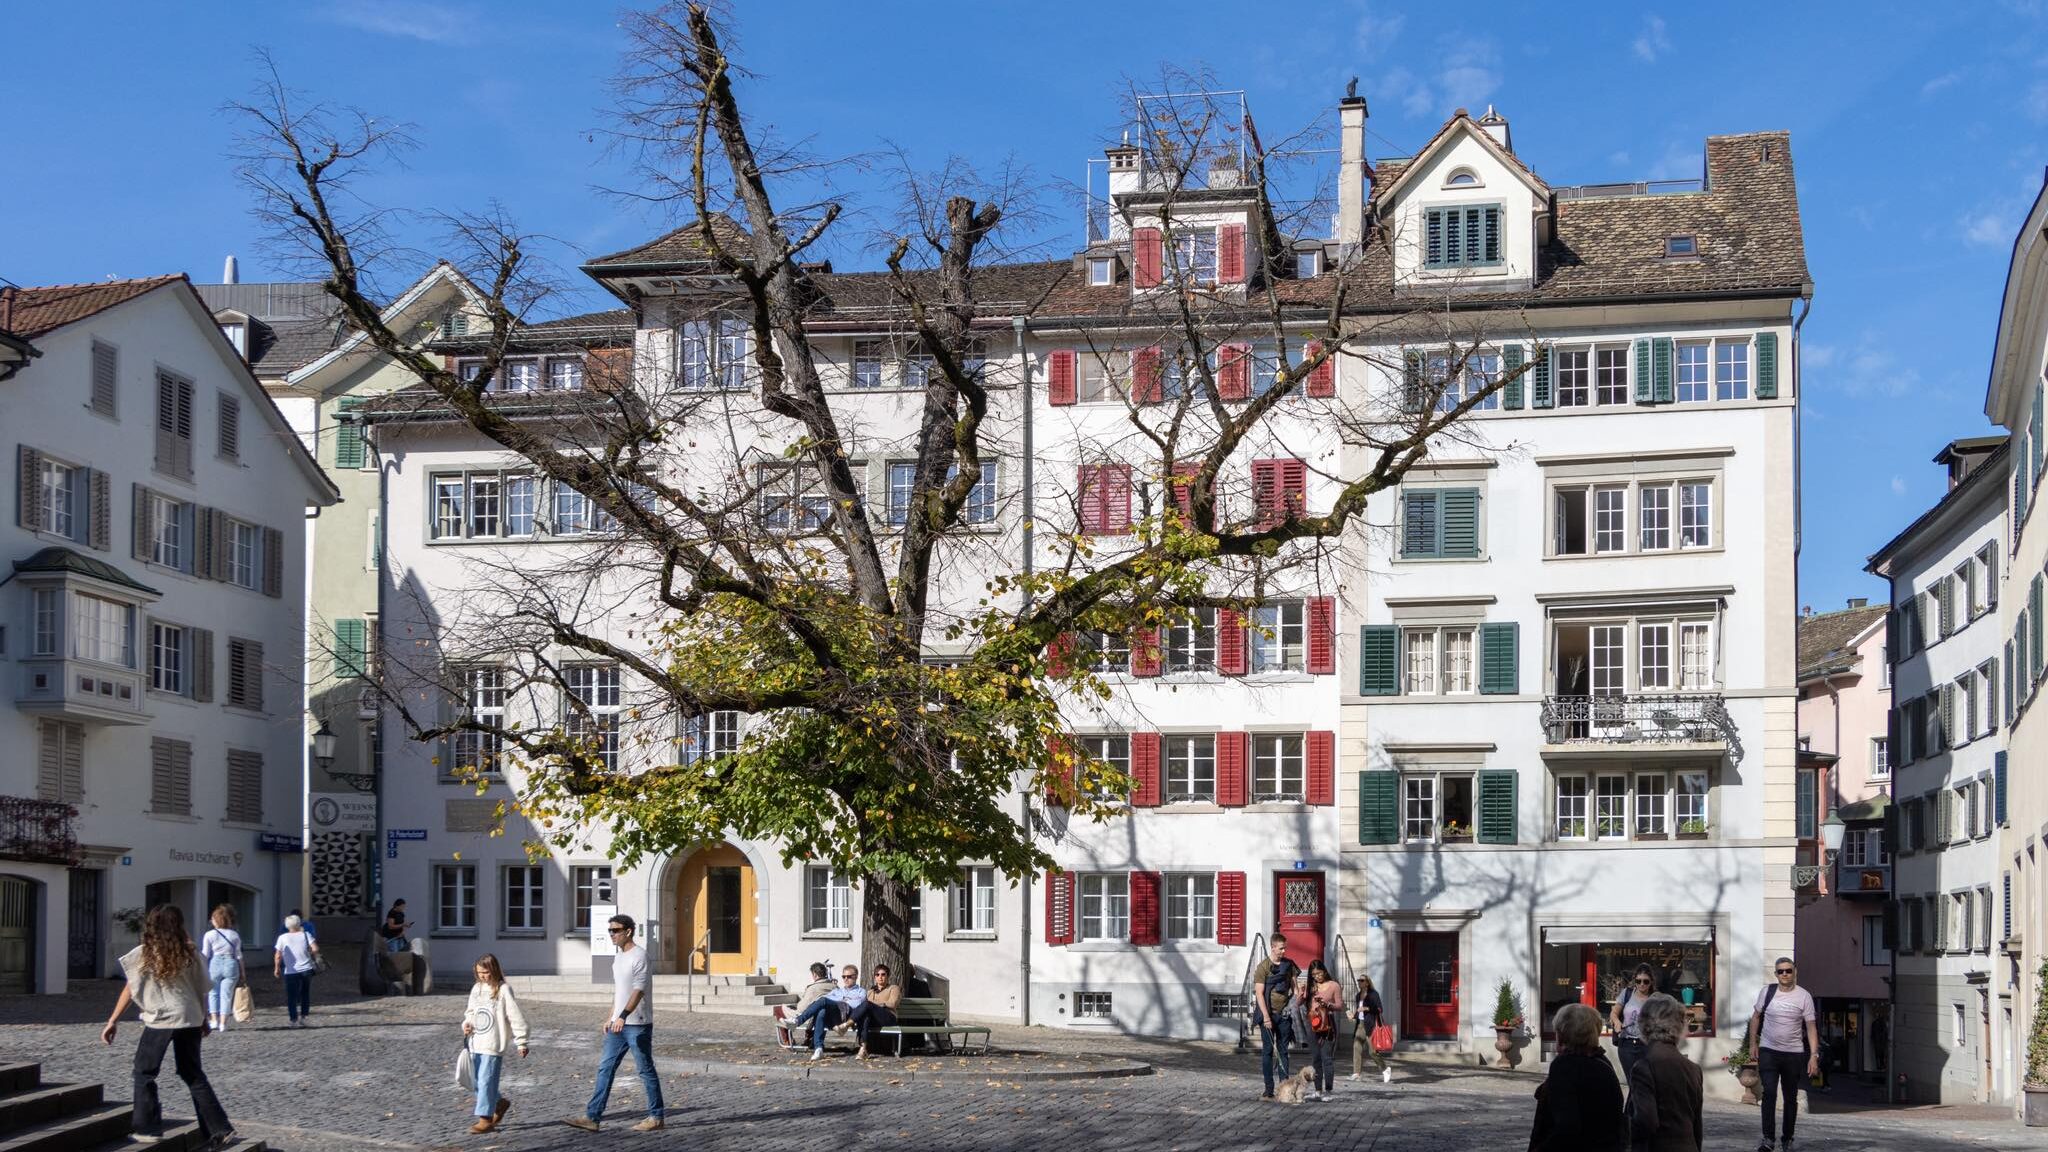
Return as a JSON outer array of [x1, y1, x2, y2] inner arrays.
[[1757, 983, 1810, 1055], [1260, 959, 1299, 1017]]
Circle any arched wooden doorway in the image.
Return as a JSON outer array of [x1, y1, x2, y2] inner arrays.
[[674, 844, 756, 975]]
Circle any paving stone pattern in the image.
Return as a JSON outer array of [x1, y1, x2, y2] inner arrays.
[[7, 982, 2043, 1151]]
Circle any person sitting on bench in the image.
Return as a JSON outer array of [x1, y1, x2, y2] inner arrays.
[[787, 964, 865, 1060], [837, 964, 904, 1059]]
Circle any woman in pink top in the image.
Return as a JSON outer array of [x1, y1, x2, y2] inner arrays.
[[1306, 960, 1346, 1100]]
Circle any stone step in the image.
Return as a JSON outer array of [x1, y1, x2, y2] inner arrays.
[[93, 1121, 267, 1151], [0, 1083, 101, 1132], [0, 1068, 39, 1098], [0, 1103, 129, 1152]]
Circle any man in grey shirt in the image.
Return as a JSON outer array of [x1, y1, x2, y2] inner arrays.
[[565, 915, 665, 1132], [1746, 956, 1818, 1152]]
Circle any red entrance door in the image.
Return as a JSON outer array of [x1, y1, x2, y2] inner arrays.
[[1273, 873, 1325, 970], [1402, 932, 1460, 1039]]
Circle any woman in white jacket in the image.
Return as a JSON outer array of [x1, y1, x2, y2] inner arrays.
[[462, 954, 528, 1134]]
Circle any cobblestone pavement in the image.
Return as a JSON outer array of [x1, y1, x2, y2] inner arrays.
[[8, 981, 2045, 1151]]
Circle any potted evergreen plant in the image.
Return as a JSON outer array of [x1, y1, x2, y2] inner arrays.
[[1492, 978, 1526, 1069], [2026, 958, 2048, 1125]]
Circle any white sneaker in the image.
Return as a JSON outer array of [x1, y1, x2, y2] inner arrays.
[[1347, 1073, 1360, 1081], [809, 1049, 823, 1062], [1381, 1067, 1393, 1083]]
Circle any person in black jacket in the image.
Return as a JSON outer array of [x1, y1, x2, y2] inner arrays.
[[1530, 1002, 1624, 1152], [1627, 993, 1704, 1152]]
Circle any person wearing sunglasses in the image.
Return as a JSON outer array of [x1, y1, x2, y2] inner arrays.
[[1745, 957, 1817, 1152], [1608, 963, 1657, 1081], [788, 965, 868, 1061], [564, 915, 665, 1133]]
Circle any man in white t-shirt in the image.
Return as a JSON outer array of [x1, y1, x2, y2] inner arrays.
[[1746, 956, 1818, 1152], [564, 915, 665, 1133]]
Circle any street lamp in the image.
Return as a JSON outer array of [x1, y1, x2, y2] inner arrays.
[[312, 722, 338, 774], [1821, 806, 1846, 857]]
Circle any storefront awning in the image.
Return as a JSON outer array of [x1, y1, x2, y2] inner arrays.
[[1541, 925, 1715, 945]]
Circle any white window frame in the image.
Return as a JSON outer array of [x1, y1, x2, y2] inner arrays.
[[679, 709, 742, 766], [149, 621, 185, 695], [562, 664, 621, 772], [1078, 348, 1129, 404], [37, 458, 77, 540], [948, 866, 998, 937], [451, 666, 506, 776], [500, 864, 545, 936], [1714, 338, 1750, 401], [1403, 769, 1477, 844], [1555, 774, 1590, 840], [1162, 735, 1216, 803], [1077, 873, 1129, 942], [1870, 737, 1890, 781], [570, 865, 615, 934], [1249, 601, 1306, 673], [226, 519, 260, 590], [70, 592, 134, 667], [1088, 257, 1114, 287], [434, 862, 478, 935], [678, 318, 750, 391], [1251, 734, 1305, 802], [1169, 227, 1219, 286], [1165, 608, 1218, 674], [1165, 872, 1216, 941], [805, 866, 851, 934], [1675, 340, 1711, 403], [151, 494, 187, 570]]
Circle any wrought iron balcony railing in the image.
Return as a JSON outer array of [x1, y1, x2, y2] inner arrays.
[[1540, 694, 1743, 760], [0, 796, 79, 865]]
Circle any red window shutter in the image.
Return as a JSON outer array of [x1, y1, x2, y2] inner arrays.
[[1306, 596, 1336, 675], [1131, 732, 1162, 806], [1108, 465, 1133, 533], [1077, 466, 1101, 534], [1129, 871, 1163, 946], [1045, 735, 1075, 805], [1251, 460, 1279, 529], [1306, 340, 1336, 397], [1048, 632, 1075, 678], [1130, 627, 1164, 677], [1218, 608, 1248, 676], [1169, 461, 1203, 522], [1132, 345, 1164, 405], [1217, 343, 1251, 401], [1048, 349, 1077, 406], [1219, 224, 1246, 284], [1134, 228, 1163, 288], [1217, 731, 1248, 807], [1045, 870, 1075, 945], [1280, 459, 1308, 521], [1306, 730, 1336, 806], [1217, 871, 1247, 945]]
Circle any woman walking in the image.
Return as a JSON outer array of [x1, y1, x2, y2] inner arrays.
[[1305, 960, 1344, 1100], [100, 905, 235, 1148], [273, 913, 320, 1027], [1626, 994, 1704, 1152], [199, 906, 244, 1033], [462, 954, 529, 1134], [1609, 963, 1655, 1081], [1349, 974, 1391, 1084], [1529, 1003, 1624, 1152]]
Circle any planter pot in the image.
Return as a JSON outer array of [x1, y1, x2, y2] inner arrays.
[[2025, 1085, 2048, 1126], [1494, 1026, 1520, 1069], [1676, 831, 1709, 841], [1733, 1064, 1760, 1104]]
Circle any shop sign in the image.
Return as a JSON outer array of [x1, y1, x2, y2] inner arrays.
[[311, 794, 377, 833]]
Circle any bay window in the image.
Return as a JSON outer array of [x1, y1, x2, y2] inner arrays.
[[1558, 771, 1704, 841], [71, 593, 133, 666]]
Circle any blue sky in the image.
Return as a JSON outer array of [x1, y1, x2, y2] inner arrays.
[[6, 1, 2047, 609]]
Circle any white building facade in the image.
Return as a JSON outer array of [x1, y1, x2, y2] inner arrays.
[[0, 276, 336, 993]]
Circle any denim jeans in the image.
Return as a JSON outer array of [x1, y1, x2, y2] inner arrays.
[[132, 1026, 231, 1140], [1260, 1013, 1294, 1095], [586, 1025, 663, 1121], [1758, 1046, 1807, 1141], [1614, 1035, 1647, 1082], [207, 957, 239, 1020], [471, 1053, 502, 1117], [282, 971, 312, 1021], [791, 999, 847, 1051], [1311, 1031, 1338, 1091]]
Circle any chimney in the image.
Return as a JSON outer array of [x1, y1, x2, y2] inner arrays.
[[1477, 105, 1511, 153], [222, 254, 240, 285], [1848, 597, 1869, 610], [1106, 131, 1144, 201], [1336, 87, 1369, 256]]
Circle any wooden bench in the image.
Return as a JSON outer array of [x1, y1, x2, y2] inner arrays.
[[875, 996, 991, 1057]]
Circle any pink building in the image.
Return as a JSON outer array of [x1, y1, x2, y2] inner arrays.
[[1794, 600, 1892, 1078]]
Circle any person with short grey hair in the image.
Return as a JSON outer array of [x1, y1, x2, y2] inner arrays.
[[1626, 994, 1702, 1151], [1528, 1003, 1624, 1151]]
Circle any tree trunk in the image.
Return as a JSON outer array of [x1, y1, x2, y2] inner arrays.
[[860, 873, 913, 989]]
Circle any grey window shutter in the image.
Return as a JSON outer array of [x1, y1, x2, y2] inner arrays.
[[1652, 337, 1675, 403], [193, 506, 215, 581], [1358, 772, 1399, 844], [1479, 622, 1519, 695], [37, 722, 64, 802], [227, 750, 263, 823], [190, 627, 213, 703], [1633, 339, 1654, 404], [218, 393, 240, 460], [1440, 488, 1480, 557], [60, 723, 83, 804], [1755, 332, 1778, 399], [212, 509, 232, 584], [88, 469, 110, 550], [1532, 344, 1554, 409], [151, 738, 189, 816], [262, 526, 284, 598], [1360, 625, 1400, 696], [1401, 490, 1440, 558], [1401, 351, 1426, 414], [17, 445, 43, 532], [91, 341, 118, 416], [132, 484, 153, 560], [1501, 344, 1524, 409], [1477, 770, 1517, 843], [1937, 789, 1953, 847]]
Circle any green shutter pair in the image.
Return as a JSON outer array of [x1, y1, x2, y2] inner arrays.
[[1357, 769, 1516, 844], [1400, 488, 1481, 558], [1358, 622, 1518, 696], [1634, 338, 1676, 404]]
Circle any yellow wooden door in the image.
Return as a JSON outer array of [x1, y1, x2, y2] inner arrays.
[[676, 844, 755, 975]]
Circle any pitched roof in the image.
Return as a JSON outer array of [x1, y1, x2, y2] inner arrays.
[[12, 546, 160, 596], [1370, 109, 1552, 205], [584, 214, 757, 268], [1797, 604, 1887, 680], [0, 276, 183, 339], [246, 315, 349, 373]]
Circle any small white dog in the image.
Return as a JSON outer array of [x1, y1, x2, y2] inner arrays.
[[1271, 1066, 1315, 1104]]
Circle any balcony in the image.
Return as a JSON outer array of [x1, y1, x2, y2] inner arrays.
[[16, 657, 149, 725], [0, 796, 80, 866], [1540, 694, 1741, 761], [1836, 862, 1891, 898]]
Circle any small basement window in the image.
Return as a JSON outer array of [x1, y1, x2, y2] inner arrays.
[[1209, 992, 1248, 1018], [1665, 235, 1698, 258], [1089, 258, 1115, 287], [1076, 990, 1113, 1019]]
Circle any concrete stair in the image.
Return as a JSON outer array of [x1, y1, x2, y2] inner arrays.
[[512, 972, 793, 1016], [0, 1062, 264, 1152]]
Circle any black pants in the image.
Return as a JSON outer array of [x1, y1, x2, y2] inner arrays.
[[1614, 1036, 1647, 1081], [133, 1026, 231, 1140], [1757, 1046, 1806, 1142], [849, 1002, 898, 1050]]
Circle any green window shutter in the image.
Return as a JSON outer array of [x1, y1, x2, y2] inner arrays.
[[2034, 388, 2045, 483], [1652, 337, 1675, 403], [1477, 771, 1517, 844], [1402, 490, 1441, 558], [2034, 577, 2045, 682], [1501, 345, 1524, 410], [1479, 622, 1519, 695], [1532, 345, 1554, 409], [1439, 488, 1480, 558], [1755, 332, 1779, 399], [1360, 625, 1400, 696], [1402, 351, 1426, 414], [1359, 772, 1400, 844], [334, 397, 365, 469], [334, 618, 367, 679], [1634, 339, 1654, 404]]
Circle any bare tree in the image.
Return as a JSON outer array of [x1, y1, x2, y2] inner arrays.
[[238, 3, 1529, 981]]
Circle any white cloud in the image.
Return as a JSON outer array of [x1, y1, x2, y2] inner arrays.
[[1920, 71, 1964, 98], [1647, 140, 1703, 181], [1376, 36, 1502, 121], [321, 0, 472, 44], [1632, 16, 1672, 63], [1818, 340, 1921, 400], [1891, 475, 1908, 497], [1803, 343, 1838, 370], [1961, 207, 2018, 246], [1353, 4, 1405, 60]]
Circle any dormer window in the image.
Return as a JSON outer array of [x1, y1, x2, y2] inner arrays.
[[1170, 229, 1219, 286], [1089, 257, 1115, 287], [1443, 168, 1482, 188], [1665, 235, 1698, 259], [220, 321, 247, 358], [1296, 250, 1323, 279], [1423, 205, 1503, 269]]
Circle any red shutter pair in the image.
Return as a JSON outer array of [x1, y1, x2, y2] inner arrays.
[[1045, 868, 1247, 947], [1048, 349, 1077, 406], [1133, 228, 1163, 289], [1130, 732, 1162, 806], [1252, 459, 1309, 528], [1217, 731, 1249, 807], [1045, 870, 1075, 945], [1217, 343, 1252, 400], [1130, 628, 1165, 677], [1078, 465, 1133, 535], [1129, 871, 1163, 946], [1218, 224, 1247, 285], [1305, 341, 1336, 397]]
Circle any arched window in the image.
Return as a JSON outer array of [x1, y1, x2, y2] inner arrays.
[[1444, 168, 1481, 188]]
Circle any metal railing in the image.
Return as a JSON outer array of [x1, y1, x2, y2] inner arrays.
[[1540, 694, 1737, 748], [0, 796, 79, 865], [1235, 930, 1268, 1053], [1554, 179, 1705, 200]]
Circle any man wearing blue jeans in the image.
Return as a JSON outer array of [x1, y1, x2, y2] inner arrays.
[[565, 915, 664, 1133], [1250, 934, 1299, 1099], [788, 965, 867, 1059]]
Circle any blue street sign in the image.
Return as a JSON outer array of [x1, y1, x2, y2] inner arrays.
[[387, 848, 398, 859], [386, 829, 428, 841], [1368, 918, 1382, 928], [120, 856, 132, 866], [258, 832, 304, 853]]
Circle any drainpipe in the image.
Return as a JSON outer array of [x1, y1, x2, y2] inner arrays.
[[1015, 314, 1034, 1026]]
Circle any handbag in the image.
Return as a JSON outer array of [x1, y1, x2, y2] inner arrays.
[[454, 1045, 475, 1090], [1370, 1023, 1394, 1054], [232, 985, 254, 1023]]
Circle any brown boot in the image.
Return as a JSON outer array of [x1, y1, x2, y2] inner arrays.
[[470, 1117, 496, 1134], [494, 1096, 512, 1123]]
